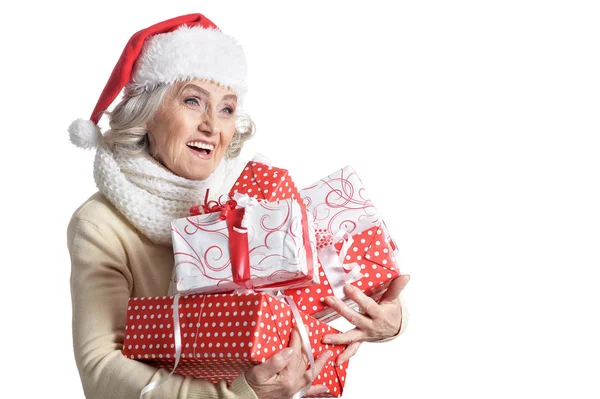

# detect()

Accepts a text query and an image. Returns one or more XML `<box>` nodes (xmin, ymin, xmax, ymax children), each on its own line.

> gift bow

<box><xmin>231</xmin><ymin>192</ymin><xmax>261</xmax><ymax>229</ymax></box>
<box><xmin>317</xmin><ymin>228</ymin><xmax>364</xmax><ymax>299</ymax></box>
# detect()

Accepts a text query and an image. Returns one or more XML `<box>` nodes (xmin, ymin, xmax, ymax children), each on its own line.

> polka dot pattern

<box><xmin>122</xmin><ymin>292</ymin><xmax>347</xmax><ymax>396</ymax></box>
<box><xmin>229</xmin><ymin>162</ymin><xmax>302</xmax><ymax>204</ymax></box>
<box><xmin>284</xmin><ymin>225</ymin><xmax>400</xmax><ymax>320</ymax></box>
<box><xmin>315</xmin><ymin>228</ymin><xmax>334</xmax><ymax>250</ymax></box>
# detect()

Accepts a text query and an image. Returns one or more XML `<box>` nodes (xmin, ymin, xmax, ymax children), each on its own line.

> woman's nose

<box><xmin>199</xmin><ymin>110</ymin><xmax>219</xmax><ymax>136</ymax></box>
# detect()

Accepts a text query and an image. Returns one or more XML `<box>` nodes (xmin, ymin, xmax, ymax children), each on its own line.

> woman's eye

<box><xmin>222</xmin><ymin>106</ymin><xmax>234</xmax><ymax>114</ymax></box>
<box><xmin>184</xmin><ymin>97</ymin><xmax>200</xmax><ymax>106</ymax></box>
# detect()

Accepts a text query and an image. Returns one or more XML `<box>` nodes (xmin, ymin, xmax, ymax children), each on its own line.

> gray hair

<box><xmin>102</xmin><ymin>83</ymin><xmax>255</xmax><ymax>158</ymax></box>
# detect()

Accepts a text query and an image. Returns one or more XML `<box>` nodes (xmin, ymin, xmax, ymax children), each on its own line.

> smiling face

<box><xmin>146</xmin><ymin>79</ymin><xmax>238</xmax><ymax>180</ymax></box>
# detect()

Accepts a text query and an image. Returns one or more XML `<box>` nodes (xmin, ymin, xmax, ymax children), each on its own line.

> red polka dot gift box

<box><xmin>171</xmin><ymin>159</ymin><xmax>320</xmax><ymax>295</ymax></box>
<box><xmin>284</xmin><ymin>166</ymin><xmax>402</xmax><ymax>322</ymax></box>
<box><xmin>122</xmin><ymin>292</ymin><xmax>348</xmax><ymax>397</ymax></box>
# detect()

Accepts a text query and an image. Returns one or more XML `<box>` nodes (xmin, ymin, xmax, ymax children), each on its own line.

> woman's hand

<box><xmin>321</xmin><ymin>274</ymin><xmax>410</xmax><ymax>365</ymax></box>
<box><xmin>245</xmin><ymin>328</ymin><xmax>332</xmax><ymax>399</ymax></box>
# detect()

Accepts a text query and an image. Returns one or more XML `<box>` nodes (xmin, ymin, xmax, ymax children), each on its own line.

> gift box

<box><xmin>284</xmin><ymin>166</ymin><xmax>401</xmax><ymax>321</ymax></box>
<box><xmin>228</xmin><ymin>159</ymin><xmax>320</xmax><ymax>290</ymax></box>
<box><xmin>172</xmin><ymin>197</ymin><xmax>315</xmax><ymax>294</ymax></box>
<box><xmin>122</xmin><ymin>293</ymin><xmax>348</xmax><ymax>397</ymax></box>
<box><xmin>171</xmin><ymin>159</ymin><xmax>319</xmax><ymax>295</ymax></box>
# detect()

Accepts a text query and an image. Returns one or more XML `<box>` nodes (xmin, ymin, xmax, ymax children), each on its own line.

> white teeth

<box><xmin>187</xmin><ymin>141</ymin><xmax>215</xmax><ymax>151</ymax></box>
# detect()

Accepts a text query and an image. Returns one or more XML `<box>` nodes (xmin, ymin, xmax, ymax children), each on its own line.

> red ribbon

<box><xmin>190</xmin><ymin>190</ymin><xmax>252</xmax><ymax>290</ymax></box>
<box><xmin>189</xmin><ymin>190</ymin><xmax>232</xmax><ymax>216</ymax></box>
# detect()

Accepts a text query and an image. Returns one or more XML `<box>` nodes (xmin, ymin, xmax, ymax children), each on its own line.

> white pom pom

<box><xmin>68</xmin><ymin>118</ymin><xmax>103</xmax><ymax>149</ymax></box>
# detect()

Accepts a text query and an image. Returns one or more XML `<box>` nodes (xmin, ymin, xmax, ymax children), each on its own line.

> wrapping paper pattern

<box><xmin>284</xmin><ymin>166</ymin><xmax>401</xmax><ymax>320</ymax></box>
<box><xmin>286</xmin><ymin>226</ymin><xmax>400</xmax><ymax>321</ymax></box>
<box><xmin>300</xmin><ymin>165</ymin><xmax>381</xmax><ymax>237</ymax></box>
<box><xmin>172</xmin><ymin>198</ymin><xmax>313</xmax><ymax>294</ymax></box>
<box><xmin>122</xmin><ymin>293</ymin><xmax>348</xmax><ymax>397</ymax></box>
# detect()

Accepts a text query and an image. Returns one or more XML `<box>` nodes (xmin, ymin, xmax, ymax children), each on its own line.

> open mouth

<box><xmin>187</xmin><ymin>141</ymin><xmax>214</xmax><ymax>157</ymax></box>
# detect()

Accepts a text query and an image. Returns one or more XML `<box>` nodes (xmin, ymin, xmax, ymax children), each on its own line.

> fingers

<box><xmin>322</xmin><ymin>327</ymin><xmax>364</xmax><ymax>345</ymax></box>
<box><xmin>281</xmin><ymin>328</ymin><xmax>307</xmax><ymax>376</ymax></box>
<box><xmin>247</xmin><ymin>336</ymin><xmax>334</xmax><ymax>398</ymax></box>
<box><xmin>246</xmin><ymin>347</ymin><xmax>295</xmax><ymax>383</ymax></box>
<box><xmin>289</xmin><ymin>328</ymin><xmax>302</xmax><ymax>355</ymax></box>
<box><xmin>335</xmin><ymin>341</ymin><xmax>361</xmax><ymax>365</ymax></box>
<box><xmin>312</xmin><ymin>349</ymin><xmax>333</xmax><ymax>376</ymax></box>
<box><xmin>306</xmin><ymin>384</ymin><xmax>329</xmax><ymax>396</ymax></box>
<box><xmin>324</xmin><ymin>295</ymin><xmax>370</xmax><ymax>328</ymax></box>
<box><xmin>381</xmin><ymin>274</ymin><xmax>410</xmax><ymax>303</ymax></box>
<box><xmin>297</xmin><ymin>350</ymin><xmax>333</xmax><ymax>397</ymax></box>
<box><xmin>343</xmin><ymin>284</ymin><xmax>382</xmax><ymax>318</ymax></box>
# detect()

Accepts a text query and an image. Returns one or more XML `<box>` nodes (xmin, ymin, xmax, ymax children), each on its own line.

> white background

<box><xmin>1</xmin><ymin>1</ymin><xmax>599</xmax><ymax>398</ymax></box>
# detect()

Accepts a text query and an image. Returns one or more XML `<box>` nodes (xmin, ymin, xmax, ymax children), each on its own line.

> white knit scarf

<box><xmin>93</xmin><ymin>145</ymin><xmax>244</xmax><ymax>245</ymax></box>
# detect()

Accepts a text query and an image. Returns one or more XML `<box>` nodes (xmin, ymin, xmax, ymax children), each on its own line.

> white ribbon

<box><xmin>276</xmin><ymin>295</ymin><xmax>315</xmax><ymax>399</ymax></box>
<box><xmin>139</xmin><ymin>293</ymin><xmax>183</xmax><ymax>398</ymax></box>
<box><xmin>232</xmin><ymin>192</ymin><xmax>263</xmax><ymax>230</ymax></box>
<box><xmin>318</xmin><ymin>229</ymin><xmax>363</xmax><ymax>299</ymax></box>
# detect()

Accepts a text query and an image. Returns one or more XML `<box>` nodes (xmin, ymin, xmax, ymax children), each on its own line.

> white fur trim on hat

<box><xmin>130</xmin><ymin>26</ymin><xmax>247</xmax><ymax>105</ymax></box>
<box><xmin>68</xmin><ymin>118</ymin><xmax>103</xmax><ymax>149</ymax></box>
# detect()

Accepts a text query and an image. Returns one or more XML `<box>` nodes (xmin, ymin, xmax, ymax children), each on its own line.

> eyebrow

<box><xmin>182</xmin><ymin>84</ymin><xmax>237</xmax><ymax>103</ymax></box>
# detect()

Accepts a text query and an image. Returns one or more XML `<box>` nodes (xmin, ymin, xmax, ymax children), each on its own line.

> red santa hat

<box><xmin>69</xmin><ymin>13</ymin><xmax>247</xmax><ymax>149</ymax></box>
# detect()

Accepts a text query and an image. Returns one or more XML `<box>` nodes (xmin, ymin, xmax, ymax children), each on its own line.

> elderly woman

<box><xmin>68</xmin><ymin>13</ymin><xmax>408</xmax><ymax>399</ymax></box>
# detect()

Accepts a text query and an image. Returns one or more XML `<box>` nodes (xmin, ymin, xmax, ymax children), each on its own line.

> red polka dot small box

<box><xmin>171</xmin><ymin>159</ymin><xmax>320</xmax><ymax>295</ymax></box>
<box><xmin>122</xmin><ymin>293</ymin><xmax>348</xmax><ymax>397</ymax></box>
<box><xmin>284</xmin><ymin>166</ymin><xmax>401</xmax><ymax>322</ymax></box>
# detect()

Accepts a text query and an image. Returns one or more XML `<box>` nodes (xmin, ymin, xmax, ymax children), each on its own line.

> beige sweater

<box><xmin>67</xmin><ymin>192</ymin><xmax>259</xmax><ymax>399</ymax></box>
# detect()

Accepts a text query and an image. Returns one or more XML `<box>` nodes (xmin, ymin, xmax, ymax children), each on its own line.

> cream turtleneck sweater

<box><xmin>68</xmin><ymin>147</ymin><xmax>257</xmax><ymax>398</ymax></box>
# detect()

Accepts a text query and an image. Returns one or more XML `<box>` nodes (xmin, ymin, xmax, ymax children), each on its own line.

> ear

<box><xmin>145</xmin><ymin>128</ymin><xmax>155</xmax><ymax>153</ymax></box>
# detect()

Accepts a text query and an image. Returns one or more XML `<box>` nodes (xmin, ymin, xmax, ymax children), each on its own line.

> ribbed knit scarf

<box><xmin>93</xmin><ymin>145</ymin><xmax>244</xmax><ymax>245</ymax></box>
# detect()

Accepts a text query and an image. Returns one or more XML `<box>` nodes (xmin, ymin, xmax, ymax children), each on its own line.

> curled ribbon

<box><xmin>317</xmin><ymin>229</ymin><xmax>363</xmax><ymax>299</ymax></box>
<box><xmin>189</xmin><ymin>189</ymin><xmax>230</xmax><ymax>216</ymax></box>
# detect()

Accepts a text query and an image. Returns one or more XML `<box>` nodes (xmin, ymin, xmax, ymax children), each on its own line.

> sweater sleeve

<box><xmin>67</xmin><ymin>216</ymin><xmax>259</xmax><ymax>399</ymax></box>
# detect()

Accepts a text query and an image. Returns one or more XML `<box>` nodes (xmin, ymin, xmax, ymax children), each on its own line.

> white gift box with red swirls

<box><xmin>171</xmin><ymin>198</ymin><xmax>316</xmax><ymax>295</ymax></box>
<box><xmin>285</xmin><ymin>166</ymin><xmax>401</xmax><ymax>321</ymax></box>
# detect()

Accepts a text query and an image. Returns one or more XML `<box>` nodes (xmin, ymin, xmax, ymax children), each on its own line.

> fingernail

<box><xmin>324</xmin><ymin>296</ymin><xmax>335</xmax><ymax>305</ymax></box>
<box><xmin>344</xmin><ymin>284</ymin><xmax>356</xmax><ymax>292</ymax></box>
<box><xmin>281</xmin><ymin>348</ymin><xmax>294</xmax><ymax>359</ymax></box>
<box><xmin>322</xmin><ymin>336</ymin><xmax>331</xmax><ymax>343</ymax></box>
<box><xmin>325</xmin><ymin>350</ymin><xmax>333</xmax><ymax>358</ymax></box>
<box><xmin>404</xmin><ymin>274</ymin><xmax>411</xmax><ymax>283</ymax></box>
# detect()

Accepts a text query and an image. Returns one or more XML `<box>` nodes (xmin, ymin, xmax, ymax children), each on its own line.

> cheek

<box><xmin>154</xmin><ymin>121</ymin><xmax>187</xmax><ymax>157</ymax></box>
<box><xmin>221</xmin><ymin>125</ymin><xmax>237</xmax><ymax>147</ymax></box>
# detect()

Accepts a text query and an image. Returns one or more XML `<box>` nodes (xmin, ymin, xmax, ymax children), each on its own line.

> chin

<box><xmin>185</xmin><ymin>164</ymin><xmax>216</xmax><ymax>181</ymax></box>
<box><xmin>185</xmin><ymin>171</ymin><xmax>212</xmax><ymax>181</ymax></box>
<box><xmin>176</xmin><ymin>154</ymin><xmax>223</xmax><ymax>180</ymax></box>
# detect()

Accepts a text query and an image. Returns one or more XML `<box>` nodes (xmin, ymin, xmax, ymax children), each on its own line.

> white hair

<box><xmin>102</xmin><ymin>82</ymin><xmax>254</xmax><ymax>158</ymax></box>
